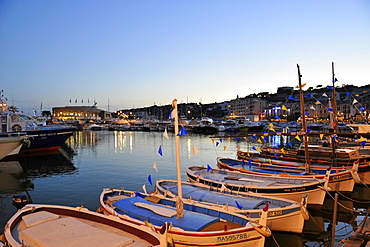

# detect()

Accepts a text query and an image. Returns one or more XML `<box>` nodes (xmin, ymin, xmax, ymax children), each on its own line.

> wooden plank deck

<box><xmin>343</xmin><ymin>216</ymin><xmax>370</xmax><ymax>247</ymax></box>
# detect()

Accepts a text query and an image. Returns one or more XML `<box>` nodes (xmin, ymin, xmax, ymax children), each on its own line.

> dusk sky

<box><xmin>0</xmin><ymin>1</ymin><xmax>369</xmax><ymax>115</ymax></box>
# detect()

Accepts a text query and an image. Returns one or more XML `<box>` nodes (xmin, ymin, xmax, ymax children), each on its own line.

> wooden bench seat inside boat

<box><xmin>19</xmin><ymin>211</ymin><xmax>134</xmax><ymax>247</ymax></box>
<box><xmin>113</xmin><ymin>196</ymin><xmax>221</xmax><ymax>231</ymax></box>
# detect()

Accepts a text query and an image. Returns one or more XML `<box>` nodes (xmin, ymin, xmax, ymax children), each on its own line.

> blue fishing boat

<box><xmin>217</xmin><ymin>157</ymin><xmax>357</xmax><ymax>192</ymax></box>
<box><xmin>186</xmin><ymin>165</ymin><xmax>329</xmax><ymax>209</ymax></box>
<box><xmin>155</xmin><ymin>179</ymin><xmax>308</xmax><ymax>233</ymax></box>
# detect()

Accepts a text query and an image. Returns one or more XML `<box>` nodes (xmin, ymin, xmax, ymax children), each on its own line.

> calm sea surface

<box><xmin>0</xmin><ymin>130</ymin><xmax>369</xmax><ymax>246</ymax></box>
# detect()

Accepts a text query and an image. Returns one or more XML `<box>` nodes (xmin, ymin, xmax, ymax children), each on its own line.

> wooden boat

<box><xmin>100</xmin><ymin>188</ymin><xmax>270</xmax><ymax>247</ymax></box>
<box><xmin>217</xmin><ymin>157</ymin><xmax>357</xmax><ymax>192</ymax></box>
<box><xmin>241</xmin><ymin>145</ymin><xmax>370</xmax><ymax>162</ymax></box>
<box><xmin>3</xmin><ymin>204</ymin><xmax>162</xmax><ymax>247</ymax></box>
<box><xmin>186</xmin><ymin>165</ymin><xmax>329</xmax><ymax>209</ymax></box>
<box><xmin>0</xmin><ymin>136</ymin><xmax>27</xmax><ymax>160</ymax></box>
<box><xmin>237</xmin><ymin>148</ymin><xmax>370</xmax><ymax>185</ymax></box>
<box><xmin>155</xmin><ymin>179</ymin><xmax>308</xmax><ymax>233</ymax></box>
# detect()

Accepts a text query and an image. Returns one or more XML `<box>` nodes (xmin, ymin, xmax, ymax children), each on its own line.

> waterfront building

<box><xmin>52</xmin><ymin>105</ymin><xmax>112</xmax><ymax>124</ymax></box>
<box><xmin>228</xmin><ymin>95</ymin><xmax>268</xmax><ymax>120</ymax></box>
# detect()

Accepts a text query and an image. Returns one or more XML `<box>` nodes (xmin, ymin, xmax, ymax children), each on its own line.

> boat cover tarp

<box><xmin>113</xmin><ymin>196</ymin><xmax>220</xmax><ymax>231</ymax></box>
<box><xmin>161</xmin><ymin>183</ymin><xmax>283</xmax><ymax>209</ymax></box>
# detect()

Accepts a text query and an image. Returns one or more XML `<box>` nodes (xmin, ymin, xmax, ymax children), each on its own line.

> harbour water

<box><xmin>0</xmin><ymin>130</ymin><xmax>369</xmax><ymax>246</ymax></box>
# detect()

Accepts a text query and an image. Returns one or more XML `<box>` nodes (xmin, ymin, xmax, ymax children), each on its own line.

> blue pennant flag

<box><xmin>158</xmin><ymin>145</ymin><xmax>163</xmax><ymax>156</ymax></box>
<box><xmin>334</xmin><ymin>78</ymin><xmax>338</xmax><ymax>82</ymax></box>
<box><xmin>288</xmin><ymin>142</ymin><xmax>293</xmax><ymax>147</ymax></box>
<box><xmin>219</xmin><ymin>138</ymin><xmax>223</xmax><ymax>143</ymax></box>
<box><xmin>274</xmin><ymin>154</ymin><xmax>279</xmax><ymax>159</ymax></box>
<box><xmin>346</xmin><ymin>92</ymin><xmax>351</xmax><ymax>96</ymax></box>
<box><xmin>177</xmin><ymin>127</ymin><xmax>188</xmax><ymax>136</ymax></box>
<box><xmin>288</xmin><ymin>96</ymin><xmax>295</xmax><ymax>100</ymax></box>
<box><xmin>235</xmin><ymin>137</ymin><xmax>239</xmax><ymax>141</ymax></box>
<box><xmin>307</xmin><ymin>93</ymin><xmax>312</xmax><ymax>98</ymax></box>
<box><xmin>207</xmin><ymin>164</ymin><xmax>212</xmax><ymax>171</ymax></box>
<box><xmin>360</xmin><ymin>107</ymin><xmax>365</xmax><ymax>111</ymax></box>
<box><xmin>362</xmin><ymin>141</ymin><xmax>366</xmax><ymax>148</ymax></box>
<box><xmin>328</xmin><ymin>86</ymin><xmax>333</xmax><ymax>89</ymax></box>
<box><xmin>215</xmin><ymin>142</ymin><xmax>219</xmax><ymax>147</ymax></box>
<box><xmin>235</xmin><ymin>200</ymin><xmax>243</xmax><ymax>209</ymax></box>
<box><xmin>147</xmin><ymin>175</ymin><xmax>152</xmax><ymax>185</ymax></box>
<box><xmin>305</xmin><ymin>112</ymin><xmax>309</xmax><ymax>115</ymax></box>
<box><xmin>252</xmin><ymin>146</ymin><xmax>256</xmax><ymax>150</ymax></box>
<box><xmin>307</xmin><ymin>129</ymin><xmax>312</xmax><ymax>133</ymax></box>
<box><xmin>328</xmin><ymin>108</ymin><xmax>333</xmax><ymax>111</ymax></box>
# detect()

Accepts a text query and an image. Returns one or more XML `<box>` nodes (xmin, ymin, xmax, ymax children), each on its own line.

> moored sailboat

<box><xmin>100</xmin><ymin>188</ymin><xmax>270</xmax><ymax>247</ymax></box>
<box><xmin>155</xmin><ymin>179</ymin><xmax>308</xmax><ymax>233</ymax></box>
<box><xmin>217</xmin><ymin>157</ymin><xmax>357</xmax><ymax>192</ymax></box>
<box><xmin>186</xmin><ymin>165</ymin><xmax>329</xmax><ymax>209</ymax></box>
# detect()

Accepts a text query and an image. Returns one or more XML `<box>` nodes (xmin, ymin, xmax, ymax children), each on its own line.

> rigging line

<box><xmin>334</xmin><ymin>225</ymin><xmax>356</xmax><ymax>237</ymax></box>
<box><xmin>356</xmin><ymin>178</ymin><xmax>370</xmax><ymax>189</ymax></box>
<box><xmin>331</xmin><ymin>188</ymin><xmax>370</xmax><ymax>204</ymax></box>
<box><xmin>211</xmin><ymin>138</ymin><xmax>219</xmax><ymax>157</ymax></box>
<box><xmin>306</xmin><ymin>210</ymin><xmax>326</xmax><ymax>229</ymax></box>
<box><xmin>325</xmin><ymin>191</ymin><xmax>361</xmax><ymax>213</ymax></box>
<box><xmin>270</xmin><ymin>233</ymin><xmax>281</xmax><ymax>247</ymax></box>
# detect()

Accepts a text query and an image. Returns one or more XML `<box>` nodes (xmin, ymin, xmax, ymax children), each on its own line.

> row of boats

<box><xmin>99</xmin><ymin>114</ymin><xmax>370</xmax><ymax>136</ymax></box>
<box><xmin>3</xmin><ymin>98</ymin><xmax>369</xmax><ymax>247</ymax></box>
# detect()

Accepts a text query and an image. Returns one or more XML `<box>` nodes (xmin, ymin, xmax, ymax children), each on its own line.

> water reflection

<box><xmin>0</xmin><ymin>145</ymin><xmax>76</xmax><ymax>191</ymax></box>
<box><xmin>0</xmin><ymin>161</ymin><xmax>33</xmax><ymax>194</ymax></box>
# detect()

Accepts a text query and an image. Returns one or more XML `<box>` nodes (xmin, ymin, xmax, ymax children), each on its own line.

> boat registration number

<box><xmin>217</xmin><ymin>233</ymin><xmax>249</xmax><ymax>242</ymax></box>
<box><xmin>259</xmin><ymin>210</ymin><xmax>282</xmax><ymax>217</ymax></box>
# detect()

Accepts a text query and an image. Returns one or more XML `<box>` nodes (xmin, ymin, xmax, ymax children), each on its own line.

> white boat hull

<box><xmin>0</xmin><ymin>137</ymin><xmax>24</xmax><ymax>160</ymax></box>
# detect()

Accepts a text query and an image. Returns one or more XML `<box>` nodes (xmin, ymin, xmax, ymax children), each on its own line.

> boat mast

<box><xmin>173</xmin><ymin>98</ymin><xmax>184</xmax><ymax>217</ymax></box>
<box><xmin>331</xmin><ymin>62</ymin><xmax>338</xmax><ymax>167</ymax></box>
<box><xmin>297</xmin><ymin>64</ymin><xmax>311</xmax><ymax>173</ymax></box>
<box><xmin>331</xmin><ymin>62</ymin><xmax>338</xmax><ymax>133</ymax></box>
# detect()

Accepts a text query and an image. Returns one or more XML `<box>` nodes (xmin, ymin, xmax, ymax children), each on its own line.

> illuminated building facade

<box><xmin>52</xmin><ymin>105</ymin><xmax>111</xmax><ymax>124</ymax></box>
